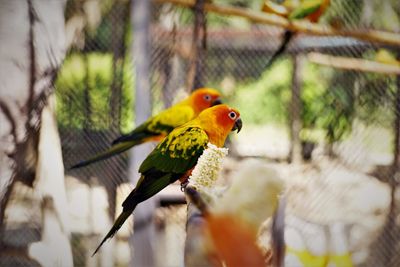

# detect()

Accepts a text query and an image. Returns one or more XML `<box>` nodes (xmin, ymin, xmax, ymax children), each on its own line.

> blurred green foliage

<box><xmin>55</xmin><ymin>53</ymin><xmax>135</xmax><ymax>132</ymax></box>
<box><xmin>55</xmin><ymin>51</ymin><xmax>390</xmax><ymax>145</ymax></box>
<box><xmin>232</xmin><ymin>54</ymin><xmax>397</xmax><ymax>145</ymax></box>
<box><xmin>232</xmin><ymin>57</ymin><xmax>353</xmax><ymax>144</ymax></box>
<box><xmin>233</xmin><ymin>58</ymin><xmax>292</xmax><ymax>125</ymax></box>
<box><xmin>58</xmin><ymin>0</ymin><xmax>400</xmax><ymax>147</ymax></box>
<box><xmin>319</xmin><ymin>71</ymin><xmax>356</xmax><ymax>144</ymax></box>
<box><xmin>356</xmin><ymin>73</ymin><xmax>396</xmax><ymax>127</ymax></box>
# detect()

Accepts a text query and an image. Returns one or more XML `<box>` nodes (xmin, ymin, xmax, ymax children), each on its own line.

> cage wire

<box><xmin>1</xmin><ymin>0</ymin><xmax>400</xmax><ymax>266</ymax></box>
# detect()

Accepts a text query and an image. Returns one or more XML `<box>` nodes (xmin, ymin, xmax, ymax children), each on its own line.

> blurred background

<box><xmin>1</xmin><ymin>0</ymin><xmax>400</xmax><ymax>266</ymax></box>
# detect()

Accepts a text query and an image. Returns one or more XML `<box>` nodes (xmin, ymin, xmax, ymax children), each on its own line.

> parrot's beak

<box><xmin>232</xmin><ymin>118</ymin><xmax>242</xmax><ymax>133</ymax></box>
<box><xmin>211</xmin><ymin>98</ymin><xmax>222</xmax><ymax>106</ymax></box>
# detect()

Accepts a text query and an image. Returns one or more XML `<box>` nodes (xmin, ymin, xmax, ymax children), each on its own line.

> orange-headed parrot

<box><xmin>70</xmin><ymin>88</ymin><xmax>222</xmax><ymax>169</ymax></box>
<box><xmin>262</xmin><ymin>0</ymin><xmax>330</xmax><ymax>69</ymax></box>
<box><xmin>92</xmin><ymin>104</ymin><xmax>242</xmax><ymax>255</ymax></box>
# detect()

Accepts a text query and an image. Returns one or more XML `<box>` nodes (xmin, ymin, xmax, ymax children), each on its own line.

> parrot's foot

<box><xmin>180</xmin><ymin>180</ymin><xmax>189</xmax><ymax>192</ymax></box>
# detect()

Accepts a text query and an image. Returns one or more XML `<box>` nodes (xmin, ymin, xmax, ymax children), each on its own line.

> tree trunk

<box><xmin>363</xmin><ymin>68</ymin><xmax>400</xmax><ymax>267</ymax></box>
<box><xmin>186</xmin><ymin>0</ymin><xmax>207</xmax><ymax>91</ymax></box>
<box><xmin>288</xmin><ymin>55</ymin><xmax>303</xmax><ymax>164</ymax></box>
<box><xmin>110</xmin><ymin>0</ymin><xmax>130</xmax><ymax>131</ymax></box>
<box><xmin>108</xmin><ymin>1</ymin><xmax>130</xmax><ymax>221</ymax></box>
<box><xmin>383</xmin><ymin>73</ymin><xmax>400</xmax><ymax>267</ymax></box>
<box><xmin>0</xmin><ymin>0</ymin><xmax>71</xmax><ymax>265</ymax></box>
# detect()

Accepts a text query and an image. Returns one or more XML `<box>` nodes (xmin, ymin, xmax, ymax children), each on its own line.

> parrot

<box><xmin>92</xmin><ymin>104</ymin><xmax>242</xmax><ymax>255</ymax></box>
<box><xmin>374</xmin><ymin>49</ymin><xmax>400</xmax><ymax>66</ymax></box>
<box><xmin>262</xmin><ymin>0</ymin><xmax>330</xmax><ymax>70</ymax></box>
<box><xmin>70</xmin><ymin>88</ymin><xmax>222</xmax><ymax>169</ymax></box>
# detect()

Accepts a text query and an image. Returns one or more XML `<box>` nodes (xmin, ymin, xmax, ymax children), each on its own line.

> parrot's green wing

<box><xmin>93</xmin><ymin>125</ymin><xmax>208</xmax><ymax>256</ymax></box>
<box><xmin>112</xmin><ymin>105</ymin><xmax>194</xmax><ymax>145</ymax></box>
<box><xmin>289</xmin><ymin>0</ymin><xmax>323</xmax><ymax>20</ymax></box>
<box><xmin>139</xmin><ymin>126</ymin><xmax>209</xmax><ymax>175</ymax></box>
<box><xmin>122</xmin><ymin>126</ymin><xmax>209</xmax><ymax>209</ymax></box>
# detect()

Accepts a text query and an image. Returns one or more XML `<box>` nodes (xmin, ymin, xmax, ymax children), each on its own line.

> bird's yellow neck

<box><xmin>175</xmin><ymin>97</ymin><xmax>202</xmax><ymax>116</ymax></box>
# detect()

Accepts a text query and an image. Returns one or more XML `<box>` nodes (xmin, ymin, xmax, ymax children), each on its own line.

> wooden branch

<box><xmin>271</xmin><ymin>196</ymin><xmax>286</xmax><ymax>267</ymax></box>
<box><xmin>307</xmin><ymin>52</ymin><xmax>400</xmax><ymax>75</ymax></box>
<box><xmin>184</xmin><ymin>186</ymin><xmax>223</xmax><ymax>267</ymax></box>
<box><xmin>154</xmin><ymin>0</ymin><xmax>400</xmax><ymax>47</ymax></box>
<box><xmin>185</xmin><ymin>186</ymin><xmax>209</xmax><ymax>215</ymax></box>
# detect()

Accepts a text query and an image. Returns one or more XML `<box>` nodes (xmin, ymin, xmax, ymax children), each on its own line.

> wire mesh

<box><xmin>2</xmin><ymin>0</ymin><xmax>400</xmax><ymax>266</ymax></box>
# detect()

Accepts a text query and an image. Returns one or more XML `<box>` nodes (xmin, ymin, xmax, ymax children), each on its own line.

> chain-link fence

<box><xmin>2</xmin><ymin>0</ymin><xmax>400</xmax><ymax>266</ymax></box>
<box><xmin>55</xmin><ymin>1</ymin><xmax>396</xmax><ymax>266</ymax></box>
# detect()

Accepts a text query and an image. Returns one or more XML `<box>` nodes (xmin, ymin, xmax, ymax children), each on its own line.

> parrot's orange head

<box><xmin>190</xmin><ymin>88</ymin><xmax>222</xmax><ymax>114</ymax></box>
<box><xmin>212</xmin><ymin>104</ymin><xmax>242</xmax><ymax>133</ymax></box>
<box><xmin>197</xmin><ymin>104</ymin><xmax>242</xmax><ymax>147</ymax></box>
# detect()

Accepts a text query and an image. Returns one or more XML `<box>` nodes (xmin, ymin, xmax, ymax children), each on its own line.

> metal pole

<box><xmin>129</xmin><ymin>0</ymin><xmax>156</xmax><ymax>266</ymax></box>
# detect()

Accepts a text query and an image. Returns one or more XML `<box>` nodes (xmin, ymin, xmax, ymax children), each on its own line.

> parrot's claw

<box><xmin>180</xmin><ymin>180</ymin><xmax>190</xmax><ymax>192</ymax></box>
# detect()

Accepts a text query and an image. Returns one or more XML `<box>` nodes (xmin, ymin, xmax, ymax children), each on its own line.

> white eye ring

<box><xmin>204</xmin><ymin>95</ymin><xmax>211</xmax><ymax>101</ymax></box>
<box><xmin>228</xmin><ymin>111</ymin><xmax>237</xmax><ymax>120</ymax></box>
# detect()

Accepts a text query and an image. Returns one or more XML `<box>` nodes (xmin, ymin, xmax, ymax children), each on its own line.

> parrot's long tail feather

<box><xmin>111</xmin><ymin>131</ymin><xmax>151</xmax><ymax>145</ymax></box>
<box><xmin>70</xmin><ymin>141</ymin><xmax>137</xmax><ymax>169</ymax></box>
<box><xmin>92</xmin><ymin>210</ymin><xmax>132</xmax><ymax>256</ymax></box>
<box><xmin>264</xmin><ymin>30</ymin><xmax>293</xmax><ymax>70</ymax></box>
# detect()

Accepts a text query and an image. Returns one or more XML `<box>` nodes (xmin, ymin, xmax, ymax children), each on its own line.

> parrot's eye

<box><xmin>203</xmin><ymin>95</ymin><xmax>211</xmax><ymax>101</ymax></box>
<box><xmin>228</xmin><ymin>111</ymin><xmax>237</xmax><ymax>120</ymax></box>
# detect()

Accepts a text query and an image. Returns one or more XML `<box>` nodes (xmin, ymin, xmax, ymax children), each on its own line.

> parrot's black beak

<box><xmin>232</xmin><ymin>118</ymin><xmax>242</xmax><ymax>133</ymax></box>
<box><xmin>211</xmin><ymin>98</ymin><xmax>222</xmax><ymax>106</ymax></box>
